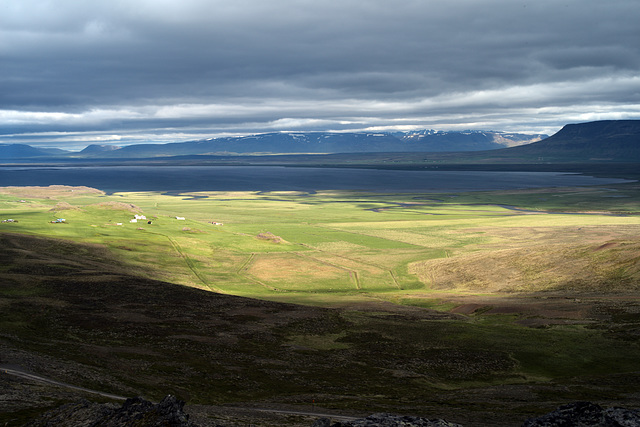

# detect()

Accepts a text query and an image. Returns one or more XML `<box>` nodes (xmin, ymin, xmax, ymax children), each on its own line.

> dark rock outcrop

<box><xmin>23</xmin><ymin>395</ymin><xmax>202</xmax><ymax>427</ymax></box>
<box><xmin>522</xmin><ymin>401</ymin><xmax>640</xmax><ymax>426</ymax></box>
<box><xmin>312</xmin><ymin>413</ymin><xmax>462</xmax><ymax>427</ymax></box>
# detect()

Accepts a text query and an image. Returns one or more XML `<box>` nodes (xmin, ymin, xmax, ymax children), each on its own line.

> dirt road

<box><xmin>0</xmin><ymin>365</ymin><xmax>359</xmax><ymax>423</ymax></box>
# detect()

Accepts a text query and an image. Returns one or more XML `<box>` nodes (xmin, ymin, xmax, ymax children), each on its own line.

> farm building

<box><xmin>176</xmin><ymin>216</ymin><xmax>185</xmax><ymax>220</ymax></box>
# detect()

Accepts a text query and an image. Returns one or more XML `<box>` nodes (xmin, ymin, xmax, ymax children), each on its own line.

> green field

<box><xmin>1</xmin><ymin>184</ymin><xmax>640</xmax><ymax>304</ymax></box>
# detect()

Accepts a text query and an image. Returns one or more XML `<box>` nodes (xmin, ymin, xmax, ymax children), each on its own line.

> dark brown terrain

<box><xmin>2</xmin><ymin>232</ymin><xmax>640</xmax><ymax>426</ymax></box>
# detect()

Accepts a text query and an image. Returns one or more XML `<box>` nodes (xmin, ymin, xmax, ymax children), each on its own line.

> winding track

<box><xmin>0</xmin><ymin>365</ymin><xmax>126</xmax><ymax>401</ymax></box>
<box><xmin>0</xmin><ymin>365</ymin><xmax>359</xmax><ymax>422</ymax></box>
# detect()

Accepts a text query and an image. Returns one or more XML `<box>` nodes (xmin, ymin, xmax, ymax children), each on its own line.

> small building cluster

<box><xmin>2</xmin><ymin>219</ymin><xmax>17</xmax><ymax>223</ymax></box>
<box><xmin>51</xmin><ymin>218</ymin><xmax>66</xmax><ymax>223</ymax></box>
<box><xmin>130</xmin><ymin>214</ymin><xmax>147</xmax><ymax>223</ymax></box>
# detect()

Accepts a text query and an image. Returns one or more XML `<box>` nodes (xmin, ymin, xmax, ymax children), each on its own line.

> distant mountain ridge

<box><xmin>78</xmin><ymin>130</ymin><xmax>546</xmax><ymax>158</ymax></box>
<box><xmin>0</xmin><ymin>143</ymin><xmax>67</xmax><ymax>159</ymax></box>
<box><xmin>80</xmin><ymin>144</ymin><xmax>122</xmax><ymax>154</ymax></box>
<box><xmin>0</xmin><ymin>130</ymin><xmax>546</xmax><ymax>160</ymax></box>
<box><xmin>2</xmin><ymin>120</ymin><xmax>640</xmax><ymax>162</ymax></box>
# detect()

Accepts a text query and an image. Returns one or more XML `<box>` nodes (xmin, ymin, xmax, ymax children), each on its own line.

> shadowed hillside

<box><xmin>494</xmin><ymin>120</ymin><xmax>640</xmax><ymax>162</ymax></box>
<box><xmin>3</xmin><ymin>232</ymin><xmax>640</xmax><ymax>426</ymax></box>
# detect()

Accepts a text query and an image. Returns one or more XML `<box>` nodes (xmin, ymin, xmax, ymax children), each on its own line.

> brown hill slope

<box><xmin>410</xmin><ymin>238</ymin><xmax>640</xmax><ymax>293</ymax></box>
<box><xmin>3</xmin><ymin>232</ymin><xmax>640</xmax><ymax>426</ymax></box>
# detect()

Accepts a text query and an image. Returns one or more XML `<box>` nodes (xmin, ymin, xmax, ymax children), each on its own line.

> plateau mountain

<box><xmin>501</xmin><ymin>120</ymin><xmax>640</xmax><ymax>161</ymax></box>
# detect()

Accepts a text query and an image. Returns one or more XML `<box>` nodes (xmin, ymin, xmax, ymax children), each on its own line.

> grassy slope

<box><xmin>1</xmin><ymin>183</ymin><xmax>640</xmax><ymax>425</ymax></box>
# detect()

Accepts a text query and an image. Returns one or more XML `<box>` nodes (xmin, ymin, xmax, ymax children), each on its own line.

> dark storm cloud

<box><xmin>1</xmin><ymin>0</ymin><xmax>640</xmax><ymax>149</ymax></box>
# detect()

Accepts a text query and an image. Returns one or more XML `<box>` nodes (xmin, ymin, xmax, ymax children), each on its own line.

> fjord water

<box><xmin>0</xmin><ymin>166</ymin><xmax>632</xmax><ymax>193</ymax></box>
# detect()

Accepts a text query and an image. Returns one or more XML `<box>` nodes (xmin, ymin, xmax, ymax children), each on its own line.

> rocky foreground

<box><xmin>22</xmin><ymin>396</ymin><xmax>640</xmax><ymax>427</ymax></box>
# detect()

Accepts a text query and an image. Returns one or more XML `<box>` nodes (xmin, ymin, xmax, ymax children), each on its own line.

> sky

<box><xmin>1</xmin><ymin>0</ymin><xmax>640</xmax><ymax>150</ymax></box>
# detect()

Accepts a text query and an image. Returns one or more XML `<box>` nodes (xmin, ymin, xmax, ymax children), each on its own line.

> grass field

<box><xmin>2</xmin><ymin>184</ymin><xmax>639</xmax><ymax>304</ymax></box>
<box><xmin>2</xmin><ymin>183</ymin><xmax>640</xmax><ymax>425</ymax></box>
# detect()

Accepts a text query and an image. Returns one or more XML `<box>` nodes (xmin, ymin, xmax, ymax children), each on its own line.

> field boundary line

<box><xmin>316</xmin><ymin>224</ymin><xmax>427</xmax><ymax>249</ymax></box>
<box><xmin>388</xmin><ymin>269</ymin><xmax>401</xmax><ymax>290</ymax></box>
<box><xmin>145</xmin><ymin>231</ymin><xmax>223</xmax><ymax>293</ymax></box>
<box><xmin>236</xmin><ymin>253</ymin><xmax>282</xmax><ymax>291</ymax></box>
<box><xmin>237</xmin><ymin>253</ymin><xmax>255</xmax><ymax>274</ymax></box>
<box><xmin>296</xmin><ymin>252</ymin><xmax>361</xmax><ymax>290</ymax></box>
<box><xmin>298</xmin><ymin>243</ymin><xmax>409</xmax><ymax>291</ymax></box>
<box><xmin>298</xmin><ymin>243</ymin><xmax>387</xmax><ymax>272</ymax></box>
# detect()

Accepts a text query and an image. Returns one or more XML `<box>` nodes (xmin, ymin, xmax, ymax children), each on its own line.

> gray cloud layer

<box><xmin>2</xmin><ymin>0</ymin><xmax>639</xmax><ymax>149</ymax></box>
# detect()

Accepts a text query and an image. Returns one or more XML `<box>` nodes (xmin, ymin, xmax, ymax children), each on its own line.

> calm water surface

<box><xmin>0</xmin><ymin>166</ymin><xmax>632</xmax><ymax>193</ymax></box>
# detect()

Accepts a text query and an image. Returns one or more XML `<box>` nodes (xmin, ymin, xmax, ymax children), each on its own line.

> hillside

<box><xmin>3</xmin><ymin>231</ymin><xmax>640</xmax><ymax>426</ymax></box>
<box><xmin>0</xmin><ymin>144</ymin><xmax>67</xmax><ymax>159</ymax></box>
<box><xmin>79</xmin><ymin>144</ymin><xmax>121</xmax><ymax>154</ymax></box>
<box><xmin>496</xmin><ymin>120</ymin><xmax>640</xmax><ymax>162</ymax></box>
<box><xmin>318</xmin><ymin>120</ymin><xmax>640</xmax><ymax>167</ymax></box>
<box><xmin>410</xmin><ymin>239</ymin><xmax>640</xmax><ymax>293</ymax></box>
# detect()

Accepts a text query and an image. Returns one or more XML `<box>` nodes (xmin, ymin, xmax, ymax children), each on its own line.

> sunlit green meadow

<box><xmin>2</xmin><ymin>185</ymin><xmax>639</xmax><ymax>306</ymax></box>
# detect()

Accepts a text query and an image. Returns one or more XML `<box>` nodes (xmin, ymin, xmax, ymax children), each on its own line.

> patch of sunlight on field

<box><xmin>358</xmin><ymin>271</ymin><xmax>404</xmax><ymax>291</ymax></box>
<box><xmin>314</xmin><ymin>224</ymin><xmax>490</xmax><ymax>250</ymax></box>
<box><xmin>312</xmin><ymin>241</ymin><xmax>369</xmax><ymax>252</ymax></box>
<box><xmin>360</xmin><ymin>230</ymin><xmax>461</xmax><ymax>248</ymax></box>
<box><xmin>329</xmin><ymin>220</ymin><xmax>450</xmax><ymax>229</ymax></box>
<box><xmin>202</xmin><ymin>229</ymin><xmax>303</xmax><ymax>253</ymax></box>
<box><xmin>245</xmin><ymin>252</ymin><xmax>357</xmax><ymax>292</ymax></box>
<box><xmin>470</xmin><ymin>213</ymin><xmax>640</xmax><ymax>228</ymax></box>
<box><xmin>297</xmin><ymin>251</ymin><xmax>400</xmax><ymax>291</ymax></box>
<box><xmin>409</xmin><ymin>237</ymin><xmax>640</xmax><ymax>293</ymax></box>
<box><xmin>354</xmin><ymin>247</ymin><xmax>443</xmax><ymax>266</ymax></box>
<box><xmin>5</xmin><ymin>185</ymin><xmax>640</xmax><ymax>308</ymax></box>
<box><xmin>306</xmin><ymin>251</ymin><xmax>386</xmax><ymax>274</ymax></box>
<box><xmin>235</xmin><ymin>223</ymin><xmax>421</xmax><ymax>250</ymax></box>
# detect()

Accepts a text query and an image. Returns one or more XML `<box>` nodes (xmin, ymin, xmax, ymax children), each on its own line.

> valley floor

<box><xmin>1</xmin><ymin>183</ymin><xmax>640</xmax><ymax>426</ymax></box>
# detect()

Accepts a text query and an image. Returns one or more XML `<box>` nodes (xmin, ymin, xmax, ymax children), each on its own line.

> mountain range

<box><xmin>1</xmin><ymin>120</ymin><xmax>639</xmax><ymax>163</ymax></box>
<box><xmin>0</xmin><ymin>129</ymin><xmax>545</xmax><ymax>159</ymax></box>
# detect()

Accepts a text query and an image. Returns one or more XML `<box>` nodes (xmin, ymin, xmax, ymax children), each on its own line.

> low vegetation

<box><xmin>1</xmin><ymin>183</ymin><xmax>640</xmax><ymax>425</ymax></box>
